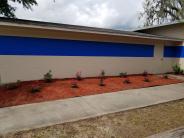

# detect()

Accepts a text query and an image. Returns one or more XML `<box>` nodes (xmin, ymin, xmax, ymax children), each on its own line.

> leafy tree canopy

<box><xmin>140</xmin><ymin>0</ymin><xmax>184</xmax><ymax>26</ymax></box>
<box><xmin>0</xmin><ymin>0</ymin><xmax>37</xmax><ymax>18</ymax></box>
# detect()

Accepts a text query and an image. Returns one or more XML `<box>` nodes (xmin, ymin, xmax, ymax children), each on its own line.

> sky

<box><xmin>12</xmin><ymin>0</ymin><xmax>145</xmax><ymax>30</ymax></box>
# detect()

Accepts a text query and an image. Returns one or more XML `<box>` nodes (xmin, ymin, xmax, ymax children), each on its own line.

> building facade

<box><xmin>0</xmin><ymin>18</ymin><xmax>183</xmax><ymax>83</ymax></box>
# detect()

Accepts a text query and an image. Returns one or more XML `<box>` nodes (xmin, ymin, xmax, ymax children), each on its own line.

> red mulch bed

<box><xmin>0</xmin><ymin>75</ymin><xmax>182</xmax><ymax>108</ymax></box>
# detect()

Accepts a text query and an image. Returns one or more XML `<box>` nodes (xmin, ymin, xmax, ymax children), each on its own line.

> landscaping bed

<box><xmin>0</xmin><ymin>74</ymin><xmax>182</xmax><ymax>108</ymax></box>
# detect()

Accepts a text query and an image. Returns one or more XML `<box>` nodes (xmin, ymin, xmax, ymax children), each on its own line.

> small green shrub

<box><xmin>44</xmin><ymin>70</ymin><xmax>53</xmax><ymax>83</ymax></box>
<box><xmin>0</xmin><ymin>75</ymin><xmax>2</xmax><ymax>86</ymax></box>
<box><xmin>5</xmin><ymin>80</ymin><xmax>21</xmax><ymax>90</ymax></box>
<box><xmin>100</xmin><ymin>70</ymin><xmax>105</xmax><ymax>78</ymax></box>
<box><xmin>99</xmin><ymin>77</ymin><xmax>105</xmax><ymax>86</ymax></box>
<box><xmin>144</xmin><ymin>77</ymin><xmax>150</xmax><ymax>82</ymax></box>
<box><xmin>123</xmin><ymin>78</ymin><xmax>131</xmax><ymax>84</ymax></box>
<box><xmin>119</xmin><ymin>72</ymin><xmax>127</xmax><ymax>78</ymax></box>
<box><xmin>76</xmin><ymin>71</ymin><xmax>82</xmax><ymax>81</ymax></box>
<box><xmin>31</xmin><ymin>86</ymin><xmax>41</xmax><ymax>93</ymax></box>
<box><xmin>71</xmin><ymin>81</ymin><xmax>79</xmax><ymax>88</ymax></box>
<box><xmin>142</xmin><ymin>70</ymin><xmax>148</xmax><ymax>77</ymax></box>
<box><xmin>99</xmin><ymin>70</ymin><xmax>106</xmax><ymax>86</ymax></box>
<box><xmin>163</xmin><ymin>74</ymin><xmax>169</xmax><ymax>79</ymax></box>
<box><xmin>172</xmin><ymin>64</ymin><xmax>183</xmax><ymax>74</ymax></box>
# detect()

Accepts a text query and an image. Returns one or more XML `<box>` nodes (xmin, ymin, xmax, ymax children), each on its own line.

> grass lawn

<box><xmin>2</xmin><ymin>99</ymin><xmax>184</xmax><ymax>138</ymax></box>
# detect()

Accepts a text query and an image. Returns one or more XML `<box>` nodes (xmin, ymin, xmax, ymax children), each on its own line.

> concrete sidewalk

<box><xmin>0</xmin><ymin>83</ymin><xmax>184</xmax><ymax>134</ymax></box>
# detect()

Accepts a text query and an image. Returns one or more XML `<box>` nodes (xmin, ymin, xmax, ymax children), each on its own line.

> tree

<box><xmin>140</xmin><ymin>0</ymin><xmax>184</xmax><ymax>26</ymax></box>
<box><xmin>0</xmin><ymin>0</ymin><xmax>37</xmax><ymax>18</ymax></box>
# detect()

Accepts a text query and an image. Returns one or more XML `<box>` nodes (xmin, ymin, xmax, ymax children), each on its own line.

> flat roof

<box><xmin>0</xmin><ymin>17</ymin><xmax>183</xmax><ymax>42</ymax></box>
<box><xmin>134</xmin><ymin>20</ymin><xmax>184</xmax><ymax>31</ymax></box>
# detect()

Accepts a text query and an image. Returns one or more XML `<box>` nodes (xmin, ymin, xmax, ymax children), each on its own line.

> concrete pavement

<box><xmin>0</xmin><ymin>83</ymin><xmax>184</xmax><ymax>134</ymax></box>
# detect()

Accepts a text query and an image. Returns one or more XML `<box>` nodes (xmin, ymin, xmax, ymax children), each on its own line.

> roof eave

<box><xmin>0</xmin><ymin>18</ymin><xmax>183</xmax><ymax>42</ymax></box>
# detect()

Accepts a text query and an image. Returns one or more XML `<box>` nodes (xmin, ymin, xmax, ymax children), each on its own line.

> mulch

<box><xmin>0</xmin><ymin>75</ymin><xmax>182</xmax><ymax>108</ymax></box>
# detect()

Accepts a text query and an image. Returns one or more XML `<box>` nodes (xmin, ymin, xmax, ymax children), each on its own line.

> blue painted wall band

<box><xmin>0</xmin><ymin>35</ymin><xmax>154</xmax><ymax>57</ymax></box>
<box><xmin>164</xmin><ymin>46</ymin><xmax>184</xmax><ymax>58</ymax></box>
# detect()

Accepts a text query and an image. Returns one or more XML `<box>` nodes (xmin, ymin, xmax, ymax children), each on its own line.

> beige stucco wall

<box><xmin>0</xmin><ymin>43</ymin><xmax>177</xmax><ymax>83</ymax></box>
<box><xmin>138</xmin><ymin>24</ymin><xmax>184</xmax><ymax>69</ymax></box>
<box><xmin>0</xmin><ymin>24</ymin><xmax>181</xmax><ymax>83</ymax></box>
<box><xmin>180</xmin><ymin>42</ymin><xmax>184</xmax><ymax>68</ymax></box>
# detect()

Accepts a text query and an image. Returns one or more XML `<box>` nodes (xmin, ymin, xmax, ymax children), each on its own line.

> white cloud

<box><xmin>12</xmin><ymin>0</ymin><xmax>145</xmax><ymax>30</ymax></box>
